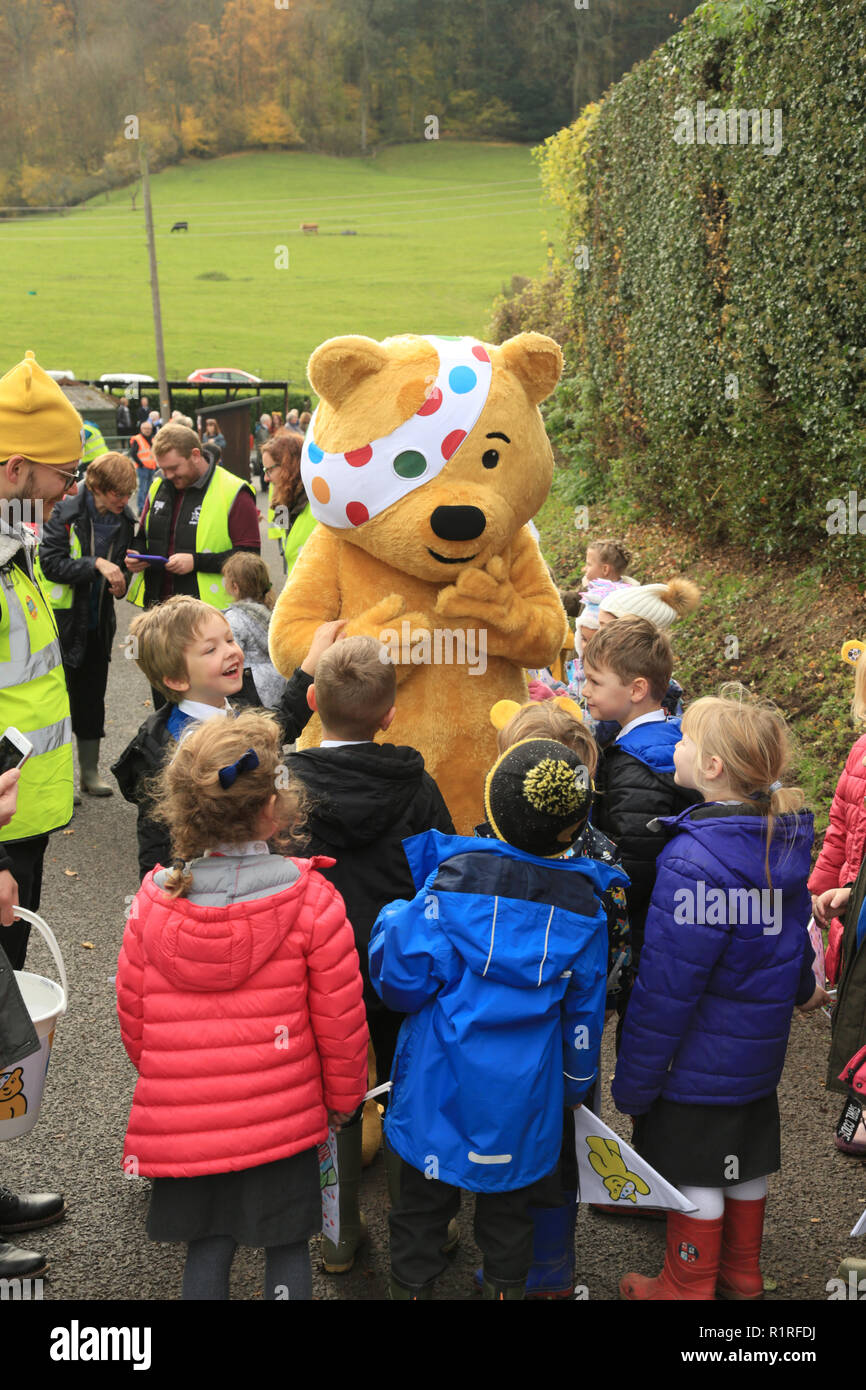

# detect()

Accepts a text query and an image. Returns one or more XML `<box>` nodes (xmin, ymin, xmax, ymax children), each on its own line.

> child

<box><xmin>222</xmin><ymin>551</ymin><xmax>288</xmax><ymax>709</ymax></box>
<box><xmin>286</xmin><ymin>635</ymin><xmax>455</xmax><ymax>1273</ymax></box>
<box><xmin>612</xmin><ymin>688</ymin><xmax>827</xmax><ymax>1300</ymax></box>
<box><xmin>560</xmin><ymin>538</ymin><xmax>638</xmax><ymax>617</ymax></box>
<box><xmin>583</xmin><ymin>617</ymin><xmax>702</xmax><ymax>984</ymax></box>
<box><xmin>116</xmin><ymin>709</ymin><xmax>368</xmax><ymax>1301</ymax></box>
<box><xmin>111</xmin><ymin>594</ymin><xmax>344</xmax><ymax>878</ymax></box>
<box><xmin>809</xmin><ymin>642</ymin><xmax>866</xmax><ymax>1000</ymax></box>
<box><xmin>369</xmin><ymin>738</ymin><xmax>627</xmax><ymax>1300</ymax></box>
<box><xmin>479</xmin><ymin>700</ymin><xmax>631</xmax><ymax>1297</ymax></box>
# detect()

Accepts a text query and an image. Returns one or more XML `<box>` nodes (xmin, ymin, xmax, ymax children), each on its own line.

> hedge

<box><xmin>524</xmin><ymin>0</ymin><xmax>866</xmax><ymax>571</ymax></box>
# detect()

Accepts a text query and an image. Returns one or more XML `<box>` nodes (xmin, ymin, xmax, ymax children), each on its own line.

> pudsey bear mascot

<box><xmin>269</xmin><ymin>331</ymin><xmax>568</xmax><ymax>832</ymax></box>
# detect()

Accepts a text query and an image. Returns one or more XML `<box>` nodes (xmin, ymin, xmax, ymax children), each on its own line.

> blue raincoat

<box><xmin>369</xmin><ymin>830</ymin><xmax>628</xmax><ymax>1192</ymax></box>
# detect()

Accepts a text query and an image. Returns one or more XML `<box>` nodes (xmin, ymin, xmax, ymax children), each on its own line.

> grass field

<box><xmin>0</xmin><ymin>143</ymin><xmax>554</xmax><ymax>385</ymax></box>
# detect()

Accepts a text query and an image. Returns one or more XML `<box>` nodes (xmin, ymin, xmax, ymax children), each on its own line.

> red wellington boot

<box><xmin>716</xmin><ymin>1197</ymin><xmax>766</xmax><ymax>1300</ymax></box>
<box><xmin>620</xmin><ymin>1211</ymin><xmax>723</xmax><ymax>1301</ymax></box>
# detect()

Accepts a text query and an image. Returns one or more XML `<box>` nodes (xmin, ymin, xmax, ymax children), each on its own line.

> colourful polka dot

<box><xmin>346</xmin><ymin>500</ymin><xmax>369</xmax><ymax>526</ymax></box>
<box><xmin>417</xmin><ymin>386</ymin><xmax>443</xmax><ymax>416</ymax></box>
<box><xmin>472</xmin><ymin>345</ymin><xmax>490</xmax><ymax>363</ymax></box>
<box><xmin>393</xmin><ymin>450</ymin><xmax>427</xmax><ymax>479</ymax></box>
<box><xmin>344</xmin><ymin>445</ymin><xmax>372</xmax><ymax>467</ymax></box>
<box><xmin>441</xmin><ymin>429</ymin><xmax>466</xmax><ymax>460</ymax></box>
<box><xmin>449</xmin><ymin>365</ymin><xmax>477</xmax><ymax>394</ymax></box>
<box><xmin>307</xmin><ymin>441</ymin><xmax>324</xmax><ymax>464</ymax></box>
<box><xmin>311</xmin><ymin>475</ymin><xmax>331</xmax><ymax>505</ymax></box>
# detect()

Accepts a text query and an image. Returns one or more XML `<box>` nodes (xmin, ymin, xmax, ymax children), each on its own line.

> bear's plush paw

<box><xmin>436</xmin><ymin>556</ymin><xmax>519</xmax><ymax>630</ymax></box>
<box><xmin>348</xmin><ymin>592</ymin><xmax>407</xmax><ymax>636</ymax></box>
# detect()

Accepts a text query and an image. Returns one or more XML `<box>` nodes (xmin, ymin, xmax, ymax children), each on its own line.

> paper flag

<box><xmin>318</xmin><ymin>1127</ymin><xmax>340</xmax><ymax>1246</ymax></box>
<box><xmin>574</xmin><ymin>1108</ymin><xmax>698</xmax><ymax>1213</ymax></box>
<box><xmin>850</xmin><ymin>1206</ymin><xmax>866</xmax><ymax>1238</ymax></box>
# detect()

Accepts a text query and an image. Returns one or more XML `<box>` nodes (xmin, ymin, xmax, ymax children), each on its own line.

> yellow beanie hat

<box><xmin>0</xmin><ymin>351</ymin><xmax>84</xmax><ymax>466</ymax></box>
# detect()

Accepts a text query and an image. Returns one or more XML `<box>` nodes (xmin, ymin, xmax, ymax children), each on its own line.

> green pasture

<box><xmin>0</xmin><ymin>143</ymin><xmax>553</xmax><ymax>386</ymax></box>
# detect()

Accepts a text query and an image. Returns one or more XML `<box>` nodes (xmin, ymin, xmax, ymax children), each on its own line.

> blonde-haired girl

<box><xmin>223</xmin><ymin>552</ymin><xmax>287</xmax><ymax>709</ymax></box>
<box><xmin>116</xmin><ymin>708</ymin><xmax>368</xmax><ymax>1301</ymax></box>
<box><xmin>613</xmin><ymin>685</ymin><xmax>827</xmax><ymax>1301</ymax></box>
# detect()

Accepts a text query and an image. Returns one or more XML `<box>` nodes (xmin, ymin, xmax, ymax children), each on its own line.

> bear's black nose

<box><xmin>429</xmin><ymin>505</ymin><xmax>486</xmax><ymax>541</ymax></box>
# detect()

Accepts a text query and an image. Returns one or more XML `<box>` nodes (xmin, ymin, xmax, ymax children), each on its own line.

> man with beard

<box><xmin>0</xmin><ymin>350</ymin><xmax>81</xmax><ymax>1279</ymax></box>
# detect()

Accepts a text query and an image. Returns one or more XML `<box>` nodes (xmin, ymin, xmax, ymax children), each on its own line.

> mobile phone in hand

<box><xmin>0</xmin><ymin>727</ymin><xmax>34</xmax><ymax>775</ymax></box>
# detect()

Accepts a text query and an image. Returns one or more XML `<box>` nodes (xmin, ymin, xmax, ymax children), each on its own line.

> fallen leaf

<box><xmin>80</xmin><ymin>941</ymin><xmax>95</xmax><ymax>949</ymax></box>
<box><xmin>810</xmin><ymin>1217</ymin><xmax>821</xmax><ymax>1223</ymax></box>
<box><xmin>762</xmin><ymin>1275</ymin><xmax>777</xmax><ymax>1291</ymax></box>
<box><xmin>62</xmin><ymin>828</ymin><xmax>74</xmax><ymax>836</ymax></box>
<box><xmin>64</xmin><ymin>868</ymin><xmax>78</xmax><ymax>878</ymax></box>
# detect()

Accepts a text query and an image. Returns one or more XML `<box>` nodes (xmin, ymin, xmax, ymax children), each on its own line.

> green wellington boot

<box><xmin>481</xmin><ymin>1272</ymin><xmax>526</xmax><ymax>1300</ymax></box>
<box><xmin>77</xmin><ymin>739</ymin><xmax>113</xmax><ymax>797</ymax></box>
<box><xmin>322</xmin><ymin>1121</ymin><xmax>367</xmax><ymax>1273</ymax></box>
<box><xmin>383</xmin><ymin>1144</ymin><xmax>459</xmax><ymax>1255</ymax></box>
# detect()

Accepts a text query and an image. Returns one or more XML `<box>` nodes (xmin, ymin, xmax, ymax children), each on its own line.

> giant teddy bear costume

<box><xmin>269</xmin><ymin>331</ymin><xmax>568</xmax><ymax>832</ymax></box>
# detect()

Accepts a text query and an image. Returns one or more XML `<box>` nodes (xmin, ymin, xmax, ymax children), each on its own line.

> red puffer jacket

<box><xmin>808</xmin><ymin>733</ymin><xmax>866</xmax><ymax>985</ymax></box>
<box><xmin>116</xmin><ymin>854</ymin><xmax>368</xmax><ymax>1177</ymax></box>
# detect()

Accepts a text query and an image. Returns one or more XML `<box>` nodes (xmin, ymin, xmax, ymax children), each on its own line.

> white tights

<box><xmin>679</xmin><ymin>1175</ymin><xmax>768</xmax><ymax>1221</ymax></box>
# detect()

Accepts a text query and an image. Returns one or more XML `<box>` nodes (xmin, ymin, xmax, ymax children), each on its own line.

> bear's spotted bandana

<box><xmin>300</xmin><ymin>335</ymin><xmax>494</xmax><ymax>529</ymax></box>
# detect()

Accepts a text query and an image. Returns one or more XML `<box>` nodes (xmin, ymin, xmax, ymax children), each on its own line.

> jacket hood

<box><xmin>291</xmin><ymin>743</ymin><xmax>428</xmax><ymax>848</ymax></box>
<box><xmin>403</xmin><ymin>829</ymin><xmax>626</xmax><ymax>991</ymax></box>
<box><xmin>135</xmin><ymin>856</ymin><xmax>325</xmax><ymax>991</ymax></box>
<box><xmin>614</xmin><ymin>716</ymin><xmax>683</xmax><ymax>774</ymax></box>
<box><xmin>657</xmin><ymin>803</ymin><xmax>815</xmax><ymax>894</ymax></box>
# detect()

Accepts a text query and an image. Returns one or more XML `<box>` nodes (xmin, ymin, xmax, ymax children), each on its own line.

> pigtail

<box><xmin>163</xmin><ymin>859</ymin><xmax>193</xmax><ymax>899</ymax></box>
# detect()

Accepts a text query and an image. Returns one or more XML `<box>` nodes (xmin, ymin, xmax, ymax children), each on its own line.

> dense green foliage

<box><xmin>509</xmin><ymin>0</ymin><xmax>866</xmax><ymax>573</ymax></box>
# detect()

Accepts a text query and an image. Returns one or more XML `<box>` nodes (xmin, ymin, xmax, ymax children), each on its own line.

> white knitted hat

<box><xmin>598</xmin><ymin>578</ymin><xmax>700</xmax><ymax>631</ymax></box>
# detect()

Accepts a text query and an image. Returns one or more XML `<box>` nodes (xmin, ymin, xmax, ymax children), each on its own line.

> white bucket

<box><xmin>0</xmin><ymin>908</ymin><xmax>68</xmax><ymax>1141</ymax></box>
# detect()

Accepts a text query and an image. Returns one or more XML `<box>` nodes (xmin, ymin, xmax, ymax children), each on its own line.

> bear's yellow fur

<box><xmin>269</xmin><ymin>332</ymin><xmax>567</xmax><ymax>832</ymax></box>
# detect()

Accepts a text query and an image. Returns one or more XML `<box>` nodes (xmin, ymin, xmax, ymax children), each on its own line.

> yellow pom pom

<box><xmin>523</xmin><ymin>759</ymin><xmax>580</xmax><ymax>817</ymax></box>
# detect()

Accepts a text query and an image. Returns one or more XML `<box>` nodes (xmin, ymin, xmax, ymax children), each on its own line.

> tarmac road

<box><xmin>3</xmin><ymin>499</ymin><xmax>865</xmax><ymax>1303</ymax></box>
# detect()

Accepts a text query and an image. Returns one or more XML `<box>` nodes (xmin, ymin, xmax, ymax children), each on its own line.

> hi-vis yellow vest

<box><xmin>33</xmin><ymin>529</ymin><xmax>82</xmax><ymax>611</ymax></box>
<box><xmin>0</xmin><ymin>550</ymin><xmax>73</xmax><ymax>840</ymax></box>
<box><xmin>284</xmin><ymin>503</ymin><xmax>317</xmax><ymax>579</ymax></box>
<box><xmin>128</xmin><ymin>466</ymin><xmax>254</xmax><ymax>610</ymax></box>
<box><xmin>267</xmin><ymin>482</ymin><xmax>282</xmax><ymax>541</ymax></box>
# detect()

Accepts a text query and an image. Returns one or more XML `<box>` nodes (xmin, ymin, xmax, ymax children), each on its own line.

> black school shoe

<box><xmin>0</xmin><ymin>1185</ymin><xmax>66</xmax><ymax>1233</ymax></box>
<box><xmin>0</xmin><ymin>1238</ymin><xmax>48</xmax><ymax>1278</ymax></box>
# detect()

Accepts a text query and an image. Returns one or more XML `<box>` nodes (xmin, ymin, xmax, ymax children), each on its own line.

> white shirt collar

<box><xmin>178</xmin><ymin>697</ymin><xmax>232</xmax><ymax>721</ymax></box>
<box><xmin>320</xmin><ymin>739</ymin><xmax>373</xmax><ymax>748</ymax></box>
<box><xmin>615</xmin><ymin>708</ymin><xmax>667</xmax><ymax>741</ymax></box>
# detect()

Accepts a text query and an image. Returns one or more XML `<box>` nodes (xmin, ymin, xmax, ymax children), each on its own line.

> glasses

<box><xmin>34</xmin><ymin>462</ymin><xmax>79</xmax><ymax>487</ymax></box>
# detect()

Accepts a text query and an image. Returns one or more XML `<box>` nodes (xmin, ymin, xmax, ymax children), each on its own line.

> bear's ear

<box><xmin>308</xmin><ymin>336</ymin><xmax>390</xmax><ymax>409</ymax></box>
<box><xmin>498</xmin><ymin>332</ymin><xmax>563</xmax><ymax>405</ymax></box>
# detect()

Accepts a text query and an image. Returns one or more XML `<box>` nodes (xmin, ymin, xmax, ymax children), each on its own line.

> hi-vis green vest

<box><xmin>33</xmin><ymin>529</ymin><xmax>82</xmax><ymax>611</ymax></box>
<box><xmin>81</xmin><ymin>422</ymin><xmax>108</xmax><ymax>466</ymax></box>
<box><xmin>284</xmin><ymin>503</ymin><xmax>317</xmax><ymax>579</ymax></box>
<box><xmin>128</xmin><ymin>466</ymin><xmax>253</xmax><ymax>610</ymax></box>
<box><xmin>0</xmin><ymin>548</ymin><xmax>73</xmax><ymax>841</ymax></box>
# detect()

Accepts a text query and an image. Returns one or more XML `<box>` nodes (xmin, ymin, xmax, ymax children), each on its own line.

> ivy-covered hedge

<box><xmin>526</xmin><ymin>0</ymin><xmax>866</xmax><ymax>571</ymax></box>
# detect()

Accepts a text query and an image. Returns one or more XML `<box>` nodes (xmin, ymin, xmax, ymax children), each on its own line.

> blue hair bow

<box><xmin>218</xmin><ymin>748</ymin><xmax>259</xmax><ymax>790</ymax></box>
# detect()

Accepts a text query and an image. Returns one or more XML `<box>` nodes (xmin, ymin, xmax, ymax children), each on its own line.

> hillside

<box><xmin>0</xmin><ymin>144</ymin><xmax>551</xmax><ymax>382</ymax></box>
<box><xmin>536</xmin><ymin>487</ymin><xmax>863</xmax><ymax>837</ymax></box>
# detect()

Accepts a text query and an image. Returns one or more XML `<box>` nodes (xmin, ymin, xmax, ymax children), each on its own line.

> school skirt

<box><xmin>146</xmin><ymin>1147</ymin><xmax>321</xmax><ymax>1247</ymax></box>
<box><xmin>631</xmin><ymin>1091</ymin><xmax>780</xmax><ymax>1189</ymax></box>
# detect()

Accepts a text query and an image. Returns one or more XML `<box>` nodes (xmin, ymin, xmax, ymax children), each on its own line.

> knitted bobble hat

<box><xmin>484</xmin><ymin>737</ymin><xmax>593</xmax><ymax>858</ymax></box>
<box><xmin>0</xmin><ymin>350</ymin><xmax>84</xmax><ymax>465</ymax></box>
<box><xmin>598</xmin><ymin>577</ymin><xmax>700</xmax><ymax>630</ymax></box>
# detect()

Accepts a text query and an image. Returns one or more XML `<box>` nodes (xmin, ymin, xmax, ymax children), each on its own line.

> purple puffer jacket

<box><xmin>612</xmin><ymin>802</ymin><xmax>816</xmax><ymax>1114</ymax></box>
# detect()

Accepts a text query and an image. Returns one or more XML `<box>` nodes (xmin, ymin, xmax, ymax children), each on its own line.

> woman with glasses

<box><xmin>38</xmin><ymin>453</ymin><xmax>137</xmax><ymax>800</ymax></box>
